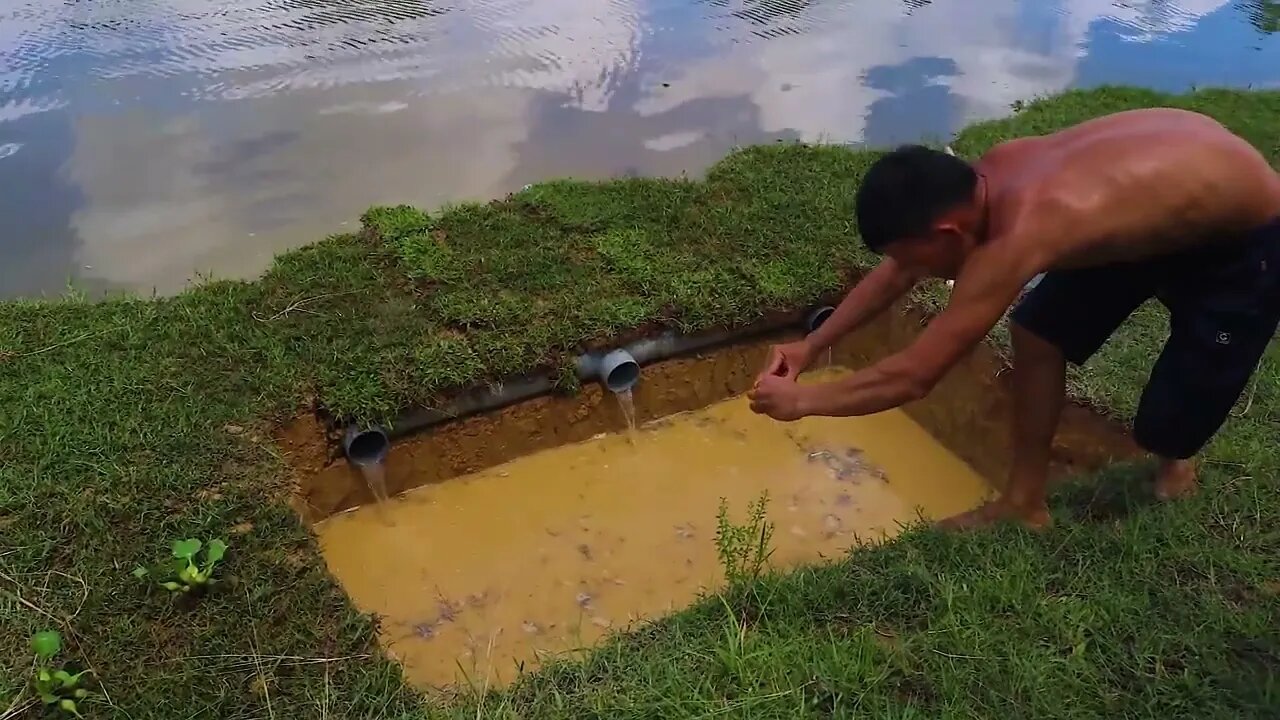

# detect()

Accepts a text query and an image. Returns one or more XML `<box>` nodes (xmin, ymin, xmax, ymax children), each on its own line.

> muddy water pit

<box><xmin>286</xmin><ymin>307</ymin><xmax>1138</xmax><ymax>690</ymax></box>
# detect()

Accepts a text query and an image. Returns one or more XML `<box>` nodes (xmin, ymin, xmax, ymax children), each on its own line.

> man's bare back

<box><xmin>978</xmin><ymin>107</ymin><xmax>1280</xmax><ymax>273</ymax></box>
<box><xmin>749</xmin><ymin>107</ymin><xmax>1280</xmax><ymax>529</ymax></box>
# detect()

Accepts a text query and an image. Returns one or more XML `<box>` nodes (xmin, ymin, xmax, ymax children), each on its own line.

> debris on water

<box><xmin>835</xmin><ymin>493</ymin><xmax>853</xmax><ymax>507</ymax></box>
<box><xmin>790</xmin><ymin>525</ymin><xmax>806</xmax><ymax>537</ymax></box>
<box><xmin>591</xmin><ymin>616</ymin><xmax>612</xmax><ymax>628</ymax></box>
<box><xmin>521</xmin><ymin>621</ymin><xmax>542</xmax><ymax>635</ymax></box>
<box><xmin>575</xmin><ymin>592</ymin><xmax>593</xmax><ymax>609</ymax></box>
<box><xmin>414</xmin><ymin>623</ymin><xmax>436</xmax><ymax>639</ymax></box>
<box><xmin>674</xmin><ymin>522</ymin><xmax>695</xmax><ymax>540</ymax></box>
<box><xmin>577</xmin><ymin>543</ymin><xmax>593</xmax><ymax>560</ymax></box>
<box><xmin>807</xmin><ymin>447</ymin><xmax>888</xmax><ymax>482</ymax></box>
<box><xmin>437</xmin><ymin>598</ymin><xmax>461</xmax><ymax>622</ymax></box>
<box><xmin>824</xmin><ymin>509</ymin><xmax>844</xmax><ymax>532</ymax></box>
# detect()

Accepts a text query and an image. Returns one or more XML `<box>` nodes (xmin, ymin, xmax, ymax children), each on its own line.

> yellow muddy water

<box><xmin>316</xmin><ymin>368</ymin><xmax>991</xmax><ymax>689</ymax></box>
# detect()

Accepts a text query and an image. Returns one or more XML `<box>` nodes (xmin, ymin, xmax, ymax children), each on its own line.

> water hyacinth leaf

<box><xmin>40</xmin><ymin>692</ymin><xmax>59</xmax><ymax>705</ymax></box>
<box><xmin>205</xmin><ymin>539</ymin><xmax>228</xmax><ymax>565</ymax></box>
<box><xmin>54</xmin><ymin>670</ymin><xmax>72</xmax><ymax>686</ymax></box>
<box><xmin>31</xmin><ymin>630</ymin><xmax>61</xmax><ymax>659</ymax></box>
<box><xmin>59</xmin><ymin>698</ymin><xmax>83</xmax><ymax>717</ymax></box>
<box><xmin>132</xmin><ymin>566</ymin><xmax>149</xmax><ymax>579</ymax></box>
<box><xmin>172</xmin><ymin>538</ymin><xmax>201</xmax><ymax>560</ymax></box>
<box><xmin>59</xmin><ymin>670</ymin><xmax>89</xmax><ymax>689</ymax></box>
<box><xmin>160</xmin><ymin>581</ymin><xmax>182</xmax><ymax>592</ymax></box>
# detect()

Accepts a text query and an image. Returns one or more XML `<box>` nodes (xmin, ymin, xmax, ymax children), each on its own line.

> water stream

<box><xmin>355</xmin><ymin>461</ymin><xmax>391</xmax><ymax>509</ymax></box>
<box><xmin>614</xmin><ymin>388</ymin><xmax>639</xmax><ymax>443</ymax></box>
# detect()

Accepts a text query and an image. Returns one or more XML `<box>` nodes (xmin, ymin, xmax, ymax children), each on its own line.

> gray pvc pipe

<box><xmin>805</xmin><ymin>306</ymin><xmax>835</xmax><ymax>333</ymax></box>
<box><xmin>359</xmin><ymin>308</ymin><xmax>821</xmax><ymax>446</ymax></box>
<box><xmin>594</xmin><ymin>349</ymin><xmax>640</xmax><ymax>393</ymax></box>
<box><xmin>343</xmin><ymin>425</ymin><xmax>389</xmax><ymax>465</ymax></box>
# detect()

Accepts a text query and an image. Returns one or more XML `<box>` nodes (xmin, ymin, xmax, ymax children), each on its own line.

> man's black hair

<box><xmin>854</xmin><ymin>144</ymin><xmax>978</xmax><ymax>254</ymax></box>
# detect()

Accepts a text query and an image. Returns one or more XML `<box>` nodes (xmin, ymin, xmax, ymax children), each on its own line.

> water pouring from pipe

<box><xmin>598</xmin><ymin>349</ymin><xmax>641</xmax><ymax>440</ymax></box>
<box><xmin>344</xmin><ymin>425</ymin><xmax>391</xmax><ymax>509</ymax></box>
<box><xmin>806</xmin><ymin>305</ymin><xmax>836</xmax><ymax>368</ymax></box>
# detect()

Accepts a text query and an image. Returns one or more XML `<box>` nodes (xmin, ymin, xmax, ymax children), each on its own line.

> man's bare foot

<box><xmin>938</xmin><ymin>499</ymin><xmax>1052</xmax><ymax>531</ymax></box>
<box><xmin>1154</xmin><ymin>458</ymin><xmax>1197</xmax><ymax>501</ymax></box>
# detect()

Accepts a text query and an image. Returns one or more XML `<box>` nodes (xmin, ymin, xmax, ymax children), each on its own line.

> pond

<box><xmin>2</xmin><ymin>0</ymin><xmax>1279</xmax><ymax>297</ymax></box>
<box><xmin>316</xmin><ymin>365</ymin><xmax>991</xmax><ymax>688</ymax></box>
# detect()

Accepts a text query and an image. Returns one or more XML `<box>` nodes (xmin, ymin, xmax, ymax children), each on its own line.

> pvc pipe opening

<box><xmin>600</xmin><ymin>349</ymin><xmax>640</xmax><ymax>393</ymax></box>
<box><xmin>344</xmin><ymin>426</ymin><xmax>389</xmax><ymax>466</ymax></box>
<box><xmin>806</xmin><ymin>306</ymin><xmax>835</xmax><ymax>333</ymax></box>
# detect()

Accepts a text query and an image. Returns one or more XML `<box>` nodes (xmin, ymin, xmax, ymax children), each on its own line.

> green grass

<box><xmin>1</xmin><ymin>85</ymin><xmax>1278</xmax><ymax>718</ymax></box>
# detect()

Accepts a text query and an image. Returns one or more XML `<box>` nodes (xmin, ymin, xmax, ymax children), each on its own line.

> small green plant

<box><xmin>30</xmin><ymin>630</ymin><xmax>91</xmax><ymax>716</ymax></box>
<box><xmin>714</xmin><ymin>491</ymin><xmax>775</xmax><ymax>586</ymax></box>
<box><xmin>134</xmin><ymin>538</ymin><xmax>228</xmax><ymax>594</ymax></box>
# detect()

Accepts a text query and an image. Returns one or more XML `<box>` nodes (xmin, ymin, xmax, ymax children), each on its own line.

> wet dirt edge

<box><xmin>278</xmin><ymin>298</ymin><xmax>1140</xmax><ymax>524</ymax></box>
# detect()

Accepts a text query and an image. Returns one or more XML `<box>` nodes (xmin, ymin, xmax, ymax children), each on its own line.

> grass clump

<box><xmin>0</xmin><ymin>85</ymin><xmax>1277</xmax><ymax>718</ymax></box>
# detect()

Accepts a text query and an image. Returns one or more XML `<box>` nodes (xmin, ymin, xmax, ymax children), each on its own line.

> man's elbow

<box><xmin>896</xmin><ymin>366</ymin><xmax>940</xmax><ymax>404</ymax></box>
<box><xmin>878</xmin><ymin>348</ymin><xmax>951</xmax><ymax>405</ymax></box>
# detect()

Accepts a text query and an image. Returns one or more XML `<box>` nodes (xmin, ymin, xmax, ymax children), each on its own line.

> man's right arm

<box><xmin>804</xmin><ymin>256</ymin><xmax>919</xmax><ymax>353</ymax></box>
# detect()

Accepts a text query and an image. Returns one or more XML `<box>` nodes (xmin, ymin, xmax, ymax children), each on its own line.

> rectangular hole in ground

<box><xmin>284</xmin><ymin>306</ymin><xmax>1139</xmax><ymax>690</ymax></box>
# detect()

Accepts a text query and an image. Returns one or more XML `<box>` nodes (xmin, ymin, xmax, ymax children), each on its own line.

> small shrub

<box><xmin>714</xmin><ymin>491</ymin><xmax>775</xmax><ymax>586</ymax></box>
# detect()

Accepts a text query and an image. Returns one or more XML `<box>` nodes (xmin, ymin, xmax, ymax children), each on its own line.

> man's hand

<box><xmin>748</xmin><ymin>374</ymin><xmax>810</xmax><ymax>421</ymax></box>
<box><xmin>756</xmin><ymin>340</ymin><xmax>816</xmax><ymax>383</ymax></box>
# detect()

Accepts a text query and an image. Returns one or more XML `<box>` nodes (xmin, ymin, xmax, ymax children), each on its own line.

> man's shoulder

<box><xmin>980</xmin><ymin>192</ymin><xmax>1071</xmax><ymax>272</ymax></box>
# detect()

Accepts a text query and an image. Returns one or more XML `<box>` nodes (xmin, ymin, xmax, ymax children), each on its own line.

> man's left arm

<box><xmin>795</xmin><ymin>253</ymin><xmax>1033</xmax><ymax>418</ymax></box>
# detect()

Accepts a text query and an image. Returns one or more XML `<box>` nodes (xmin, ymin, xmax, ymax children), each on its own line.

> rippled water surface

<box><xmin>2</xmin><ymin>0</ymin><xmax>1280</xmax><ymax>296</ymax></box>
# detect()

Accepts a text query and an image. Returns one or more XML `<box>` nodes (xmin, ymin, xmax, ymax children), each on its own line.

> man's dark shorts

<box><xmin>1010</xmin><ymin>217</ymin><xmax>1280</xmax><ymax>459</ymax></box>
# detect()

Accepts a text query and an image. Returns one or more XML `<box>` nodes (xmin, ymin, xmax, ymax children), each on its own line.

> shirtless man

<box><xmin>747</xmin><ymin>107</ymin><xmax>1280</xmax><ymax>529</ymax></box>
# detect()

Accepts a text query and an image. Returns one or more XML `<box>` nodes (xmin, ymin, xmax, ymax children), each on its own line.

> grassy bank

<box><xmin>1</xmin><ymin>85</ymin><xmax>1278</xmax><ymax>718</ymax></box>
